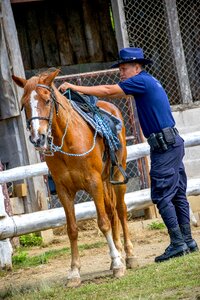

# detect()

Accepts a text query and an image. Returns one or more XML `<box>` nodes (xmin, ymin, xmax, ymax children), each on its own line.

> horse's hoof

<box><xmin>110</xmin><ymin>257</ymin><xmax>125</xmax><ymax>270</ymax></box>
<box><xmin>113</xmin><ymin>266</ymin><xmax>125</xmax><ymax>278</ymax></box>
<box><xmin>126</xmin><ymin>256</ymin><xmax>138</xmax><ymax>269</ymax></box>
<box><xmin>66</xmin><ymin>277</ymin><xmax>81</xmax><ymax>288</ymax></box>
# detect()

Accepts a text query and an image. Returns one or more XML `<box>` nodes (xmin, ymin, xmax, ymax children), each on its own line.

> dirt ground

<box><xmin>0</xmin><ymin>218</ymin><xmax>200</xmax><ymax>292</ymax></box>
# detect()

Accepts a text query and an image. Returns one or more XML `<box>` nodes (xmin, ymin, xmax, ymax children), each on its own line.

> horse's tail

<box><xmin>103</xmin><ymin>181</ymin><xmax>117</xmax><ymax>220</ymax></box>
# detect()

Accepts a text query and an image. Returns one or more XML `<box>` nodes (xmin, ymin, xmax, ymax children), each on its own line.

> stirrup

<box><xmin>110</xmin><ymin>164</ymin><xmax>129</xmax><ymax>185</ymax></box>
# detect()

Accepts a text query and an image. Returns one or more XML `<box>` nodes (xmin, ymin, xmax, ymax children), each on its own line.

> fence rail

<box><xmin>1</xmin><ymin>131</ymin><xmax>200</xmax><ymax>184</ymax></box>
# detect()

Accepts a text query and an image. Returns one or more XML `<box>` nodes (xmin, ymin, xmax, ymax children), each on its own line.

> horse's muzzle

<box><xmin>29</xmin><ymin>134</ymin><xmax>46</xmax><ymax>148</ymax></box>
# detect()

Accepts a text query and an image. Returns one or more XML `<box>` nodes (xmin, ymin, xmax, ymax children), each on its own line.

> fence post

<box><xmin>0</xmin><ymin>185</ymin><xmax>13</xmax><ymax>270</ymax></box>
<box><xmin>110</xmin><ymin>0</ymin><xmax>129</xmax><ymax>49</ymax></box>
<box><xmin>164</xmin><ymin>0</ymin><xmax>193</xmax><ymax>104</ymax></box>
<box><xmin>1</xmin><ymin>0</ymin><xmax>49</xmax><ymax>214</ymax></box>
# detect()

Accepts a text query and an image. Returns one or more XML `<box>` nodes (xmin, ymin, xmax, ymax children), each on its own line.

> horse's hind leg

<box><xmin>103</xmin><ymin>182</ymin><xmax>124</xmax><ymax>273</ymax></box>
<box><xmin>57</xmin><ymin>190</ymin><xmax>81</xmax><ymax>287</ymax></box>
<box><xmin>103</xmin><ymin>182</ymin><xmax>123</xmax><ymax>255</ymax></box>
<box><xmin>114</xmin><ymin>184</ymin><xmax>138</xmax><ymax>269</ymax></box>
<box><xmin>88</xmin><ymin>175</ymin><xmax>125</xmax><ymax>278</ymax></box>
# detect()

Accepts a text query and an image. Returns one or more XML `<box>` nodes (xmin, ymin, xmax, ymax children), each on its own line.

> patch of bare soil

<box><xmin>0</xmin><ymin>218</ymin><xmax>200</xmax><ymax>293</ymax></box>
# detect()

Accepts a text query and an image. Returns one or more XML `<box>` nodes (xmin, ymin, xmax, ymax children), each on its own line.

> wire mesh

<box><xmin>176</xmin><ymin>0</ymin><xmax>200</xmax><ymax>101</ymax></box>
<box><xmin>123</xmin><ymin>0</ymin><xmax>182</xmax><ymax>105</ymax></box>
<box><xmin>122</xmin><ymin>0</ymin><xmax>200</xmax><ymax>104</ymax></box>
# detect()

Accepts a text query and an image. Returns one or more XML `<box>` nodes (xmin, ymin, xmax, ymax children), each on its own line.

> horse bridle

<box><xmin>24</xmin><ymin>83</ymin><xmax>66</xmax><ymax>154</ymax></box>
<box><xmin>26</xmin><ymin>84</ymin><xmax>59</xmax><ymax>132</ymax></box>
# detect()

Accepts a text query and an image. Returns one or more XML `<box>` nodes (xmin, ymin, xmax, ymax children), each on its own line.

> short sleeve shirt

<box><xmin>118</xmin><ymin>71</ymin><xmax>175</xmax><ymax>138</ymax></box>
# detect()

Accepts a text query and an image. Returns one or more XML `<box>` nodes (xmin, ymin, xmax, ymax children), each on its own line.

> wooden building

<box><xmin>12</xmin><ymin>0</ymin><xmax>118</xmax><ymax>77</ymax></box>
<box><xmin>0</xmin><ymin>0</ymin><xmax>127</xmax><ymax>214</ymax></box>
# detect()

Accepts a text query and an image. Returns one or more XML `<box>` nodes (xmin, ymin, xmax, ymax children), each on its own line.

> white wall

<box><xmin>173</xmin><ymin>107</ymin><xmax>200</xmax><ymax>178</ymax></box>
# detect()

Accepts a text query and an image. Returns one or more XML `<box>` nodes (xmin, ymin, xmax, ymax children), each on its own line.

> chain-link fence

<box><xmin>48</xmin><ymin>70</ymin><xmax>149</xmax><ymax>208</ymax></box>
<box><xmin>123</xmin><ymin>0</ymin><xmax>200</xmax><ymax>104</ymax></box>
<box><xmin>176</xmin><ymin>0</ymin><xmax>200</xmax><ymax>102</ymax></box>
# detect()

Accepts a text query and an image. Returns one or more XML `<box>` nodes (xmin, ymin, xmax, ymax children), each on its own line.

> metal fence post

<box><xmin>0</xmin><ymin>185</ymin><xmax>13</xmax><ymax>270</ymax></box>
<box><xmin>164</xmin><ymin>0</ymin><xmax>193</xmax><ymax>104</ymax></box>
<box><xmin>110</xmin><ymin>0</ymin><xmax>129</xmax><ymax>50</ymax></box>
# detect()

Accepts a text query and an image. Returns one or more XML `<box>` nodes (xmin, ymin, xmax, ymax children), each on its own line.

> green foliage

<box><xmin>11</xmin><ymin>242</ymin><xmax>106</xmax><ymax>270</ymax></box>
<box><xmin>109</xmin><ymin>7</ymin><xmax>115</xmax><ymax>31</ymax></box>
<box><xmin>19</xmin><ymin>233</ymin><xmax>42</xmax><ymax>247</ymax></box>
<box><xmin>148</xmin><ymin>221</ymin><xmax>166</xmax><ymax>230</ymax></box>
<box><xmin>12</xmin><ymin>243</ymin><xmax>105</xmax><ymax>269</ymax></box>
<box><xmin>12</xmin><ymin>247</ymin><xmax>71</xmax><ymax>269</ymax></box>
<box><xmin>79</xmin><ymin>241</ymin><xmax>105</xmax><ymax>250</ymax></box>
<box><xmin>12</xmin><ymin>250</ymin><xmax>28</xmax><ymax>265</ymax></box>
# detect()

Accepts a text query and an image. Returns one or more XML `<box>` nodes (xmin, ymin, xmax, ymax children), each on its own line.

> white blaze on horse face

<box><xmin>30</xmin><ymin>90</ymin><xmax>40</xmax><ymax>141</ymax></box>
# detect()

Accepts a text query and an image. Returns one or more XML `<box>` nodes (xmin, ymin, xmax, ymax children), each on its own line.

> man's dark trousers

<box><xmin>150</xmin><ymin>134</ymin><xmax>190</xmax><ymax>229</ymax></box>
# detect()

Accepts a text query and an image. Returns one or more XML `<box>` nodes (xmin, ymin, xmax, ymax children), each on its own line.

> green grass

<box><xmin>148</xmin><ymin>221</ymin><xmax>166</xmax><ymax>230</ymax></box>
<box><xmin>1</xmin><ymin>252</ymin><xmax>200</xmax><ymax>300</ymax></box>
<box><xmin>11</xmin><ymin>241</ymin><xmax>106</xmax><ymax>269</ymax></box>
<box><xmin>19</xmin><ymin>233</ymin><xmax>43</xmax><ymax>247</ymax></box>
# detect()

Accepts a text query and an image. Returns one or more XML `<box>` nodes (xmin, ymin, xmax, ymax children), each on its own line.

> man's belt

<box><xmin>147</xmin><ymin>127</ymin><xmax>179</xmax><ymax>152</ymax></box>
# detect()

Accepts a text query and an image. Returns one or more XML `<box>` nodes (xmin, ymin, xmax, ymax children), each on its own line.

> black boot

<box><xmin>180</xmin><ymin>223</ymin><xmax>199</xmax><ymax>252</ymax></box>
<box><xmin>155</xmin><ymin>226</ymin><xmax>189</xmax><ymax>263</ymax></box>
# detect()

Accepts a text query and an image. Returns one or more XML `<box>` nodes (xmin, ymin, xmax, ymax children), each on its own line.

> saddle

<box><xmin>63</xmin><ymin>90</ymin><xmax>129</xmax><ymax>185</ymax></box>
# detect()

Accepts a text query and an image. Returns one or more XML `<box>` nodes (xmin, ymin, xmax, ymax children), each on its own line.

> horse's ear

<box><xmin>43</xmin><ymin>69</ymin><xmax>60</xmax><ymax>86</ymax></box>
<box><xmin>12</xmin><ymin>75</ymin><xmax>27</xmax><ymax>88</ymax></box>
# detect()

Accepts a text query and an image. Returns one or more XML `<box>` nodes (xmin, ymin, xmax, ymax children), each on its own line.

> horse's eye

<box><xmin>46</xmin><ymin>99</ymin><xmax>51</xmax><ymax>105</ymax></box>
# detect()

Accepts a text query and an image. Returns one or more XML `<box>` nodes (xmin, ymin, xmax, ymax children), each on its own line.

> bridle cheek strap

<box><xmin>26</xmin><ymin>84</ymin><xmax>56</xmax><ymax>135</ymax></box>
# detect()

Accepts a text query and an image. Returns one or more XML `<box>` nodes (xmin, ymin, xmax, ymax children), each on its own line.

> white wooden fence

<box><xmin>1</xmin><ymin>131</ymin><xmax>200</xmax><ymax>269</ymax></box>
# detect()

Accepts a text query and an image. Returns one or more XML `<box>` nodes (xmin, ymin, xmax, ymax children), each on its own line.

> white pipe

<box><xmin>1</xmin><ymin>131</ymin><xmax>200</xmax><ymax>184</ymax></box>
<box><xmin>0</xmin><ymin>178</ymin><xmax>199</xmax><ymax>240</ymax></box>
<box><xmin>0</xmin><ymin>162</ymin><xmax>48</xmax><ymax>184</ymax></box>
<box><xmin>127</xmin><ymin>130</ymin><xmax>200</xmax><ymax>161</ymax></box>
<box><xmin>0</xmin><ymin>185</ymin><xmax>6</xmax><ymax>217</ymax></box>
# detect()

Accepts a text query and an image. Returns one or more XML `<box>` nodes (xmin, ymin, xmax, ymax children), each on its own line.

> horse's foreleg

<box><xmin>58</xmin><ymin>192</ymin><xmax>81</xmax><ymax>287</ymax></box>
<box><xmin>89</xmin><ymin>177</ymin><xmax>125</xmax><ymax>278</ymax></box>
<box><xmin>114</xmin><ymin>185</ymin><xmax>138</xmax><ymax>269</ymax></box>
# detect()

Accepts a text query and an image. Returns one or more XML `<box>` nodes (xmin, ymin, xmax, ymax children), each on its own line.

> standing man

<box><xmin>59</xmin><ymin>47</ymin><xmax>198</xmax><ymax>262</ymax></box>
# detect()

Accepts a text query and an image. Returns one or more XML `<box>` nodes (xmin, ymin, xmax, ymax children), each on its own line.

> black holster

<box><xmin>147</xmin><ymin>127</ymin><xmax>178</xmax><ymax>152</ymax></box>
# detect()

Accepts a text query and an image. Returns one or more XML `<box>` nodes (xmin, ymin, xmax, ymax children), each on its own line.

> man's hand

<box><xmin>58</xmin><ymin>82</ymin><xmax>74</xmax><ymax>92</ymax></box>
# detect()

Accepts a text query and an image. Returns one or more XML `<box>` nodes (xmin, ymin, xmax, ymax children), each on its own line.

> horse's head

<box><xmin>12</xmin><ymin>69</ymin><xmax>60</xmax><ymax>152</ymax></box>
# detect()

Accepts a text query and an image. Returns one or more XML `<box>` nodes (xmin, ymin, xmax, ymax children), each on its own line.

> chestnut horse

<box><xmin>12</xmin><ymin>70</ymin><xmax>137</xmax><ymax>287</ymax></box>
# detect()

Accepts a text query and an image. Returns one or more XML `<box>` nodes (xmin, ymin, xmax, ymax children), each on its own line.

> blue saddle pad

<box><xmin>63</xmin><ymin>90</ymin><xmax>122</xmax><ymax>150</ymax></box>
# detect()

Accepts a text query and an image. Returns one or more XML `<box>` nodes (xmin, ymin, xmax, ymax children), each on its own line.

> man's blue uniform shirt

<box><xmin>118</xmin><ymin>71</ymin><xmax>175</xmax><ymax>138</ymax></box>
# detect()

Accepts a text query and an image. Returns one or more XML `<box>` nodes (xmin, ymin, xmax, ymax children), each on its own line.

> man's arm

<box><xmin>58</xmin><ymin>82</ymin><xmax>126</xmax><ymax>98</ymax></box>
